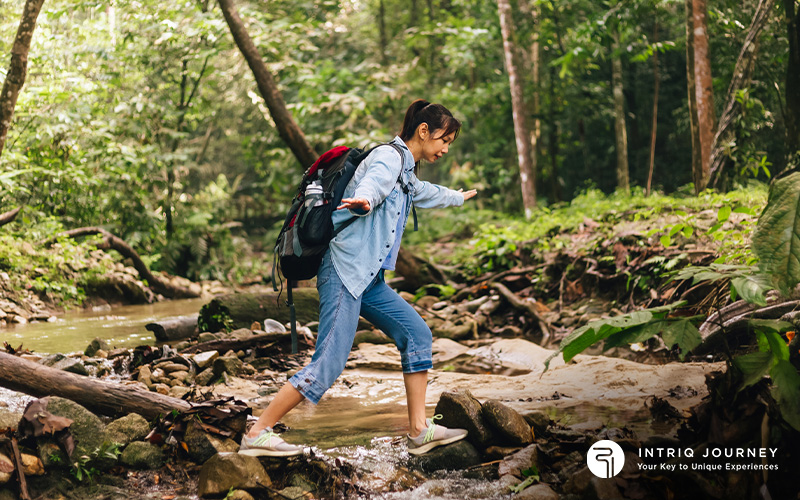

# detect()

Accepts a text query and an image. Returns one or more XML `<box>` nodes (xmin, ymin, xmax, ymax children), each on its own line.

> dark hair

<box><xmin>399</xmin><ymin>99</ymin><xmax>461</xmax><ymax>142</ymax></box>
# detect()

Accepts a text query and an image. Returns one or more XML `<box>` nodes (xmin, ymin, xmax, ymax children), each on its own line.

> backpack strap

<box><xmin>386</xmin><ymin>142</ymin><xmax>418</xmax><ymax>232</ymax></box>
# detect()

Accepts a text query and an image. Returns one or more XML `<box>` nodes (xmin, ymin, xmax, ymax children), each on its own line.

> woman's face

<box><xmin>420</xmin><ymin>128</ymin><xmax>455</xmax><ymax>163</ymax></box>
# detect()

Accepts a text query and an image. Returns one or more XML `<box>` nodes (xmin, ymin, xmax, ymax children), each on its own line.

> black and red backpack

<box><xmin>272</xmin><ymin>143</ymin><xmax>406</xmax><ymax>351</ymax></box>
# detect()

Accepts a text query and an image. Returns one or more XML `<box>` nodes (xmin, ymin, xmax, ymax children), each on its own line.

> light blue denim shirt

<box><xmin>329</xmin><ymin>136</ymin><xmax>464</xmax><ymax>298</ymax></box>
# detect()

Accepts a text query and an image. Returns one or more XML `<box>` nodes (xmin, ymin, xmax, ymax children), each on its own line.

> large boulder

<box><xmin>0</xmin><ymin>409</ymin><xmax>21</xmax><ymax>431</ymax></box>
<box><xmin>408</xmin><ymin>439</ymin><xmax>481</xmax><ymax>472</ymax></box>
<box><xmin>433</xmin><ymin>391</ymin><xmax>494</xmax><ymax>448</ymax></box>
<box><xmin>481</xmin><ymin>400</ymin><xmax>534</xmax><ymax>446</ymax></box>
<box><xmin>105</xmin><ymin>413</ymin><xmax>150</xmax><ymax>446</ymax></box>
<box><xmin>198</xmin><ymin>453</ymin><xmax>272</xmax><ymax>498</ymax></box>
<box><xmin>43</xmin><ymin>397</ymin><xmax>105</xmax><ymax>460</ymax></box>
<box><xmin>184</xmin><ymin>420</ymin><xmax>240</xmax><ymax>464</ymax></box>
<box><xmin>85</xmin><ymin>338</ymin><xmax>110</xmax><ymax>357</ymax></box>
<box><xmin>119</xmin><ymin>441</ymin><xmax>164</xmax><ymax>469</ymax></box>
<box><xmin>499</xmin><ymin>444</ymin><xmax>540</xmax><ymax>478</ymax></box>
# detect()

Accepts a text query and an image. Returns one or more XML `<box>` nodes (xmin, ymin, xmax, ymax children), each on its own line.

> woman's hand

<box><xmin>338</xmin><ymin>198</ymin><xmax>371</xmax><ymax>212</ymax></box>
<box><xmin>458</xmin><ymin>188</ymin><xmax>478</xmax><ymax>202</ymax></box>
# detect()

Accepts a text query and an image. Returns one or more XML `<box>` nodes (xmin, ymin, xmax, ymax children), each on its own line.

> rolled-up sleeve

<box><xmin>411</xmin><ymin>178</ymin><xmax>464</xmax><ymax>209</ymax></box>
<box><xmin>350</xmin><ymin>147</ymin><xmax>403</xmax><ymax>216</ymax></box>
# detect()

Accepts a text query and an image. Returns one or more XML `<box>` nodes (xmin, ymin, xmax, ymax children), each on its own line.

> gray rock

<box><xmin>523</xmin><ymin>411</ymin><xmax>552</xmax><ymax>437</ymax></box>
<box><xmin>193</xmin><ymin>351</ymin><xmax>219</xmax><ymax>370</ymax></box>
<box><xmin>198</xmin><ymin>453</ymin><xmax>272</xmax><ymax>498</ymax></box>
<box><xmin>157</xmin><ymin>362</ymin><xmax>190</xmax><ymax>373</ymax></box>
<box><xmin>105</xmin><ymin>414</ymin><xmax>150</xmax><ymax>446</ymax></box>
<box><xmin>40</xmin><ymin>354</ymin><xmax>89</xmax><ymax>376</ymax></box>
<box><xmin>516</xmin><ymin>483</ymin><xmax>560</xmax><ymax>500</ymax></box>
<box><xmin>195</xmin><ymin>368</ymin><xmax>216</xmax><ymax>386</ymax></box>
<box><xmin>353</xmin><ymin>330</ymin><xmax>392</xmax><ymax>345</ymax></box>
<box><xmin>42</xmin><ymin>397</ymin><xmax>105</xmax><ymax>460</ymax></box>
<box><xmin>481</xmin><ymin>400</ymin><xmax>533</xmax><ymax>446</ymax></box>
<box><xmin>85</xmin><ymin>338</ymin><xmax>110</xmax><ymax>357</ymax></box>
<box><xmin>213</xmin><ymin>356</ymin><xmax>243</xmax><ymax>376</ymax></box>
<box><xmin>408</xmin><ymin>439</ymin><xmax>481</xmax><ymax>472</ymax></box>
<box><xmin>433</xmin><ymin>391</ymin><xmax>493</xmax><ymax>448</ymax></box>
<box><xmin>184</xmin><ymin>420</ymin><xmax>240</xmax><ymax>464</ymax></box>
<box><xmin>563</xmin><ymin>466</ymin><xmax>593</xmax><ymax>496</ymax></box>
<box><xmin>198</xmin><ymin>332</ymin><xmax>219</xmax><ymax>343</ymax></box>
<box><xmin>499</xmin><ymin>444</ymin><xmax>540</xmax><ymax>478</ymax></box>
<box><xmin>0</xmin><ymin>409</ymin><xmax>21</xmax><ymax>431</ymax></box>
<box><xmin>119</xmin><ymin>441</ymin><xmax>164</xmax><ymax>469</ymax></box>
<box><xmin>169</xmin><ymin>386</ymin><xmax>192</xmax><ymax>399</ymax></box>
<box><xmin>589</xmin><ymin>476</ymin><xmax>624</xmax><ymax>500</ymax></box>
<box><xmin>230</xmin><ymin>328</ymin><xmax>254</xmax><ymax>340</ymax></box>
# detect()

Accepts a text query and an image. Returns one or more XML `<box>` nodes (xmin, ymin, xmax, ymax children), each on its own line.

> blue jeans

<box><xmin>289</xmin><ymin>251</ymin><xmax>433</xmax><ymax>404</ymax></box>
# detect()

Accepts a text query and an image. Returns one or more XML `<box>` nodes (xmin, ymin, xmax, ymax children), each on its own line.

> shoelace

<box><xmin>423</xmin><ymin>414</ymin><xmax>444</xmax><ymax>443</ymax></box>
<box><xmin>252</xmin><ymin>430</ymin><xmax>278</xmax><ymax>447</ymax></box>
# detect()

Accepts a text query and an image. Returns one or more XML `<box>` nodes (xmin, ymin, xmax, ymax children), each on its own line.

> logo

<box><xmin>587</xmin><ymin>440</ymin><xmax>625</xmax><ymax>478</ymax></box>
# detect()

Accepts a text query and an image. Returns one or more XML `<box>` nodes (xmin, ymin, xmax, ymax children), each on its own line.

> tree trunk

<box><xmin>198</xmin><ymin>289</ymin><xmax>320</xmax><ymax>332</ymax></box>
<box><xmin>708</xmin><ymin>0</ymin><xmax>775</xmax><ymax>186</ymax></box>
<box><xmin>497</xmin><ymin>0</ymin><xmax>537</xmax><ymax>216</ymax></box>
<box><xmin>217</xmin><ymin>0</ymin><xmax>318</xmax><ymax>168</ymax></box>
<box><xmin>647</xmin><ymin>20</ymin><xmax>660</xmax><ymax>197</ymax></box>
<box><xmin>50</xmin><ymin>227</ymin><xmax>201</xmax><ymax>299</ymax></box>
<box><xmin>0</xmin><ymin>352</ymin><xmax>191</xmax><ymax>420</ymax></box>
<box><xmin>520</xmin><ymin>0</ymin><xmax>545</xmax><ymax>202</ymax></box>
<box><xmin>686</xmin><ymin>0</ymin><xmax>703</xmax><ymax>192</ymax></box>
<box><xmin>692</xmin><ymin>0</ymin><xmax>717</xmax><ymax>191</ymax></box>
<box><xmin>0</xmin><ymin>0</ymin><xmax>46</xmax><ymax>158</ymax></box>
<box><xmin>146</xmin><ymin>314</ymin><xmax>199</xmax><ymax>342</ymax></box>
<box><xmin>611</xmin><ymin>30</ymin><xmax>630</xmax><ymax>192</ymax></box>
<box><xmin>379</xmin><ymin>0</ymin><xmax>389</xmax><ymax>65</ymax></box>
<box><xmin>784</xmin><ymin>0</ymin><xmax>800</xmax><ymax>155</ymax></box>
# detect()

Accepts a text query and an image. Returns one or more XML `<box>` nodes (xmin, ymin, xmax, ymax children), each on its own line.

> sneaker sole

<box><xmin>407</xmin><ymin>433</ymin><xmax>467</xmax><ymax>456</ymax></box>
<box><xmin>238</xmin><ymin>448</ymin><xmax>304</xmax><ymax>458</ymax></box>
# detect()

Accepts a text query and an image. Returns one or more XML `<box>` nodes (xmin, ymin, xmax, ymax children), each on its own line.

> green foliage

<box><xmin>752</xmin><ymin>172</ymin><xmax>800</xmax><ymax>295</ymax></box>
<box><xmin>671</xmin><ymin>264</ymin><xmax>773</xmax><ymax>307</ymax></box>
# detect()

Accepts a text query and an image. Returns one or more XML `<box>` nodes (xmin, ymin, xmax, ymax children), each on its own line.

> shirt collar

<box><xmin>390</xmin><ymin>136</ymin><xmax>416</xmax><ymax>172</ymax></box>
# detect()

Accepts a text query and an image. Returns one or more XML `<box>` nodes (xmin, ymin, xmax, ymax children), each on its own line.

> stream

<box><xmin>0</xmin><ymin>300</ymin><xmax>681</xmax><ymax>499</ymax></box>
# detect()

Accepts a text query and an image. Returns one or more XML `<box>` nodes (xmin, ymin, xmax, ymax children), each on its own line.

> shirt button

<box><xmin>379</xmin><ymin>259</ymin><xmax>382</xmax><ymax>262</ymax></box>
<box><xmin>392</xmin><ymin>230</ymin><xmax>395</xmax><ymax>233</ymax></box>
<box><xmin>386</xmin><ymin>244</ymin><xmax>390</xmax><ymax>248</ymax></box>
<box><xmin>370</xmin><ymin>272</ymin><xmax>374</xmax><ymax>276</ymax></box>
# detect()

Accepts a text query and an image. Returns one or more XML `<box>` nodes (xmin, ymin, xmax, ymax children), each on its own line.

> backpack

<box><xmin>271</xmin><ymin>143</ymin><xmax>409</xmax><ymax>352</ymax></box>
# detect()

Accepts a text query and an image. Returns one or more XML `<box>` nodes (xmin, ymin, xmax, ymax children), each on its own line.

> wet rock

<box><xmin>85</xmin><ymin>338</ymin><xmax>110</xmax><ymax>357</ymax></box>
<box><xmin>41</xmin><ymin>355</ymin><xmax>89</xmax><ymax>376</ymax></box>
<box><xmin>198</xmin><ymin>332</ymin><xmax>220</xmax><ymax>343</ymax></box>
<box><xmin>347</xmin><ymin>343</ymin><xmax>402</xmax><ymax>370</ymax></box>
<box><xmin>563</xmin><ymin>466</ymin><xmax>593</xmax><ymax>496</ymax></box>
<box><xmin>120</xmin><ymin>441</ymin><xmax>164</xmax><ymax>469</ymax></box>
<box><xmin>0</xmin><ymin>409</ymin><xmax>21</xmax><ymax>431</ymax></box>
<box><xmin>431</xmin><ymin>338</ymin><xmax>470</xmax><ymax>368</ymax></box>
<box><xmin>198</xmin><ymin>453</ymin><xmax>271</xmax><ymax>498</ymax></box>
<box><xmin>408</xmin><ymin>439</ymin><xmax>481</xmax><ymax>472</ymax></box>
<box><xmin>0</xmin><ymin>453</ymin><xmax>13</xmax><ymax>484</ymax></box>
<box><xmin>107</xmin><ymin>348</ymin><xmax>130</xmax><ymax>359</ymax></box>
<box><xmin>213</xmin><ymin>356</ymin><xmax>243</xmax><ymax>376</ymax></box>
<box><xmin>483</xmin><ymin>445</ymin><xmax>523</xmax><ymax>461</ymax></box>
<box><xmin>499</xmin><ymin>444</ymin><xmax>540</xmax><ymax>478</ymax></box>
<box><xmin>21</xmin><ymin>453</ymin><xmax>44</xmax><ymax>476</ymax></box>
<box><xmin>516</xmin><ymin>483</ymin><xmax>560</xmax><ymax>500</ymax></box>
<box><xmin>432</xmin><ymin>319</ymin><xmax>476</xmax><ymax>341</ymax></box>
<box><xmin>106</xmin><ymin>413</ymin><xmax>150</xmax><ymax>446</ymax></box>
<box><xmin>44</xmin><ymin>397</ymin><xmax>105</xmax><ymax>460</ymax></box>
<box><xmin>433</xmin><ymin>391</ymin><xmax>494</xmax><ymax>448</ymax></box>
<box><xmin>195</xmin><ymin>368</ymin><xmax>216</xmax><ymax>386</ymax></box>
<box><xmin>184</xmin><ymin>420</ymin><xmax>240</xmax><ymax>464</ymax></box>
<box><xmin>523</xmin><ymin>411</ymin><xmax>552</xmax><ymax>437</ymax></box>
<box><xmin>589</xmin><ymin>476</ymin><xmax>624</xmax><ymax>500</ymax></box>
<box><xmin>38</xmin><ymin>440</ymin><xmax>67</xmax><ymax>468</ymax></box>
<box><xmin>481</xmin><ymin>399</ymin><xmax>533</xmax><ymax>446</ymax></box>
<box><xmin>193</xmin><ymin>351</ymin><xmax>219</xmax><ymax>370</ymax></box>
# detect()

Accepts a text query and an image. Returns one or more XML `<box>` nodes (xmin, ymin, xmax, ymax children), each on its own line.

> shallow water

<box><xmin>0</xmin><ymin>298</ymin><xmax>206</xmax><ymax>354</ymax></box>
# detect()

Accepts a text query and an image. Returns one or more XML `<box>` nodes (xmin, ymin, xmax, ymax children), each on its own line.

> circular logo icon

<box><xmin>587</xmin><ymin>440</ymin><xmax>625</xmax><ymax>478</ymax></box>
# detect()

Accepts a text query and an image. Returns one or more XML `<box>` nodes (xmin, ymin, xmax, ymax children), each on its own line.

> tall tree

<box><xmin>0</xmin><ymin>0</ymin><xmax>46</xmax><ymax>158</ymax></box>
<box><xmin>785</xmin><ymin>0</ymin><xmax>800</xmax><ymax>156</ymax></box>
<box><xmin>647</xmin><ymin>19</ymin><xmax>660</xmax><ymax>197</ymax></box>
<box><xmin>497</xmin><ymin>0</ymin><xmax>537</xmax><ymax>216</ymax></box>
<box><xmin>688</xmin><ymin>0</ymin><xmax>717</xmax><ymax>191</ymax></box>
<box><xmin>217</xmin><ymin>0</ymin><xmax>317</xmax><ymax>168</ymax></box>
<box><xmin>610</xmin><ymin>29</ymin><xmax>630</xmax><ymax>192</ymax></box>
<box><xmin>708</xmin><ymin>0</ymin><xmax>776</xmax><ymax>186</ymax></box>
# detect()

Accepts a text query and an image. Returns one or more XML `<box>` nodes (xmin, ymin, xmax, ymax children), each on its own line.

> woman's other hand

<box><xmin>338</xmin><ymin>198</ymin><xmax>371</xmax><ymax>212</ymax></box>
<box><xmin>458</xmin><ymin>189</ymin><xmax>478</xmax><ymax>202</ymax></box>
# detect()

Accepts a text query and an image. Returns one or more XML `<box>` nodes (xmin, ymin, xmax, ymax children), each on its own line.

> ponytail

<box><xmin>399</xmin><ymin>99</ymin><xmax>461</xmax><ymax>142</ymax></box>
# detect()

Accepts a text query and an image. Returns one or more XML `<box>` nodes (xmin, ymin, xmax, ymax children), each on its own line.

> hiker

<box><xmin>240</xmin><ymin>99</ymin><xmax>478</xmax><ymax>457</ymax></box>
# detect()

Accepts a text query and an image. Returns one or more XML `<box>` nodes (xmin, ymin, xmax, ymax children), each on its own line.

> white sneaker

<box><xmin>406</xmin><ymin>414</ymin><xmax>468</xmax><ymax>455</ymax></box>
<box><xmin>239</xmin><ymin>428</ymin><xmax>304</xmax><ymax>457</ymax></box>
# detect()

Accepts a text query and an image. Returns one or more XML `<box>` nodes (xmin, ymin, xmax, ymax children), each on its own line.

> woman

<box><xmin>240</xmin><ymin>99</ymin><xmax>478</xmax><ymax>457</ymax></box>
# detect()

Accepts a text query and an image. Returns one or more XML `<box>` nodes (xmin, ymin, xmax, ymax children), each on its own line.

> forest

<box><xmin>1</xmin><ymin>0</ymin><xmax>800</xmax><ymax>499</ymax></box>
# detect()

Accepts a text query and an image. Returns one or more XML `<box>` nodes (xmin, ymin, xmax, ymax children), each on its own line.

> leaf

<box><xmin>660</xmin><ymin>319</ymin><xmax>702</xmax><ymax>360</ymax></box>
<box><xmin>733</xmin><ymin>351</ymin><xmax>774</xmax><ymax>390</ymax></box>
<box><xmin>730</xmin><ymin>276</ymin><xmax>771</xmax><ymax>306</ymax></box>
<box><xmin>770</xmin><ymin>360</ymin><xmax>800</xmax><ymax>431</ymax></box>
<box><xmin>762</xmin><ymin>330</ymin><xmax>791</xmax><ymax>362</ymax></box>
<box><xmin>660</xmin><ymin>234</ymin><xmax>671</xmax><ymax>247</ymax></box>
<box><xmin>752</xmin><ymin>172</ymin><xmax>800</xmax><ymax>295</ymax></box>
<box><xmin>604</xmin><ymin>320</ymin><xmax>670</xmax><ymax>349</ymax></box>
<box><xmin>718</xmin><ymin>205</ymin><xmax>732</xmax><ymax>222</ymax></box>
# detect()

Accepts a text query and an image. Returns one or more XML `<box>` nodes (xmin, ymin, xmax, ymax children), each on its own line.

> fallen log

<box><xmin>394</xmin><ymin>247</ymin><xmax>450</xmax><ymax>292</ymax></box>
<box><xmin>199</xmin><ymin>288</ymin><xmax>319</xmax><ymax>332</ymax></box>
<box><xmin>0</xmin><ymin>352</ymin><xmax>191</xmax><ymax>419</ymax></box>
<box><xmin>146</xmin><ymin>314</ymin><xmax>199</xmax><ymax>342</ymax></box>
<box><xmin>45</xmin><ymin>227</ymin><xmax>200</xmax><ymax>299</ymax></box>
<box><xmin>180</xmin><ymin>331</ymin><xmax>310</xmax><ymax>355</ymax></box>
<box><xmin>492</xmin><ymin>282</ymin><xmax>552</xmax><ymax>339</ymax></box>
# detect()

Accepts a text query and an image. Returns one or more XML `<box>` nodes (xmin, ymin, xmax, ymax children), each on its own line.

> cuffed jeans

<box><xmin>289</xmin><ymin>251</ymin><xmax>433</xmax><ymax>404</ymax></box>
